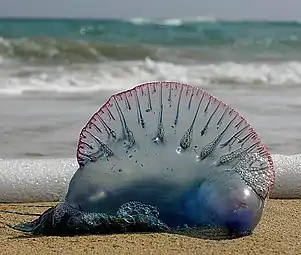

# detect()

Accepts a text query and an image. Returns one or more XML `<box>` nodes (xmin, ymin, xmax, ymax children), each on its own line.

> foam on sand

<box><xmin>0</xmin><ymin>155</ymin><xmax>300</xmax><ymax>203</ymax></box>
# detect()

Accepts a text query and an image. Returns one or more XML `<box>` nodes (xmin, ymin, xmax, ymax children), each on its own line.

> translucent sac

<box><xmin>10</xmin><ymin>81</ymin><xmax>274</xmax><ymax>237</ymax></box>
<box><xmin>66</xmin><ymin>81</ymin><xmax>273</xmax><ymax>236</ymax></box>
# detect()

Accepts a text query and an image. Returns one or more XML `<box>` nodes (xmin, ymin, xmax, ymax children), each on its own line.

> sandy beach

<box><xmin>0</xmin><ymin>200</ymin><xmax>300</xmax><ymax>255</ymax></box>
<box><xmin>1</xmin><ymin>17</ymin><xmax>301</xmax><ymax>255</ymax></box>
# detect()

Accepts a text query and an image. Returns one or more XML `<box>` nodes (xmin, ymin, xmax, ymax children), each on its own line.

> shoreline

<box><xmin>1</xmin><ymin>200</ymin><xmax>300</xmax><ymax>255</ymax></box>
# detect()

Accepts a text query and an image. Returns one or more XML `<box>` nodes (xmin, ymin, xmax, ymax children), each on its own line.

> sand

<box><xmin>0</xmin><ymin>200</ymin><xmax>300</xmax><ymax>255</ymax></box>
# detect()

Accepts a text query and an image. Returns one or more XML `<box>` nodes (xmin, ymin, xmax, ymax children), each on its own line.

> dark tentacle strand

<box><xmin>5</xmin><ymin>203</ymin><xmax>169</xmax><ymax>236</ymax></box>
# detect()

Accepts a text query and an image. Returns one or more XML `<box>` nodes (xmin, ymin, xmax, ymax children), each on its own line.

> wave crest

<box><xmin>0</xmin><ymin>37</ymin><xmax>158</xmax><ymax>62</ymax></box>
<box><xmin>127</xmin><ymin>16</ymin><xmax>217</xmax><ymax>26</ymax></box>
<box><xmin>0</xmin><ymin>59</ymin><xmax>300</xmax><ymax>96</ymax></box>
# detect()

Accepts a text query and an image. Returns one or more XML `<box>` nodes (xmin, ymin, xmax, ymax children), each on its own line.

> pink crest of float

<box><xmin>76</xmin><ymin>81</ymin><xmax>275</xmax><ymax>195</ymax></box>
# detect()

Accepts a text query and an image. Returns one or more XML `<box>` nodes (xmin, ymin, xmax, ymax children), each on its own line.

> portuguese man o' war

<box><xmin>0</xmin><ymin>81</ymin><xmax>279</xmax><ymax>238</ymax></box>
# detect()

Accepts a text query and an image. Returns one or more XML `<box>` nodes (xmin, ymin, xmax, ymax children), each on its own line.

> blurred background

<box><xmin>1</xmin><ymin>0</ymin><xmax>301</xmax><ymax>158</ymax></box>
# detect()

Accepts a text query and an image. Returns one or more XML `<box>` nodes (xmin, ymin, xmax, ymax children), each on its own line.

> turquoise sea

<box><xmin>2</xmin><ymin>18</ymin><xmax>301</xmax><ymax>63</ymax></box>
<box><xmin>0</xmin><ymin>18</ymin><xmax>301</xmax><ymax>158</ymax></box>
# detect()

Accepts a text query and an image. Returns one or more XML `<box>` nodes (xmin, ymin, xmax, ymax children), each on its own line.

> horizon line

<box><xmin>0</xmin><ymin>16</ymin><xmax>300</xmax><ymax>23</ymax></box>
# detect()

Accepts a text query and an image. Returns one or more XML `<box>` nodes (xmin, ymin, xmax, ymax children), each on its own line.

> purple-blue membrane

<box><xmin>177</xmin><ymin>171</ymin><xmax>263</xmax><ymax>236</ymax></box>
<box><xmin>65</xmin><ymin>167</ymin><xmax>263</xmax><ymax>237</ymax></box>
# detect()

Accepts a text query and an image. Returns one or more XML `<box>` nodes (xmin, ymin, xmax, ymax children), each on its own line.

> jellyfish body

<box><xmin>10</xmin><ymin>81</ymin><xmax>274</xmax><ymax>238</ymax></box>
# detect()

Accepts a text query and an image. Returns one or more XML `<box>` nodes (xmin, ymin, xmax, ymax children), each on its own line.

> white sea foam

<box><xmin>0</xmin><ymin>59</ymin><xmax>301</xmax><ymax>96</ymax></box>
<box><xmin>0</xmin><ymin>154</ymin><xmax>300</xmax><ymax>202</ymax></box>
<box><xmin>128</xmin><ymin>16</ymin><xmax>216</xmax><ymax>26</ymax></box>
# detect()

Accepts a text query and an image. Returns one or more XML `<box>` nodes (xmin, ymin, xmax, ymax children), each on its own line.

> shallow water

<box><xmin>1</xmin><ymin>82</ymin><xmax>300</xmax><ymax>159</ymax></box>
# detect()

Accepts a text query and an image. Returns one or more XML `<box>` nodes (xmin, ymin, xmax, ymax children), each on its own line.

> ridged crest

<box><xmin>76</xmin><ymin>81</ymin><xmax>274</xmax><ymax>198</ymax></box>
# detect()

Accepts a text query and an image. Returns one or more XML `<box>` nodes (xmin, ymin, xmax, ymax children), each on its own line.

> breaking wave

<box><xmin>1</xmin><ymin>18</ymin><xmax>301</xmax><ymax>96</ymax></box>
<box><xmin>1</xmin><ymin>59</ymin><xmax>301</xmax><ymax>96</ymax></box>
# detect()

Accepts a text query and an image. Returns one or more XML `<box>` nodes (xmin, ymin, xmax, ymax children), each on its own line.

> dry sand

<box><xmin>0</xmin><ymin>200</ymin><xmax>300</xmax><ymax>255</ymax></box>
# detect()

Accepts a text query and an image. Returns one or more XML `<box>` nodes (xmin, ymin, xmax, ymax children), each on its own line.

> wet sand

<box><xmin>0</xmin><ymin>200</ymin><xmax>300</xmax><ymax>255</ymax></box>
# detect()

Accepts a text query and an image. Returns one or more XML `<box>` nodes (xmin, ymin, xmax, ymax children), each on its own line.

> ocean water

<box><xmin>1</xmin><ymin>17</ymin><xmax>301</xmax><ymax>159</ymax></box>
